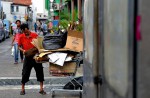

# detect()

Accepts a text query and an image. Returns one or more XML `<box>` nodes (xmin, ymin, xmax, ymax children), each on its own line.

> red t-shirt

<box><xmin>18</xmin><ymin>32</ymin><xmax>38</xmax><ymax>51</ymax></box>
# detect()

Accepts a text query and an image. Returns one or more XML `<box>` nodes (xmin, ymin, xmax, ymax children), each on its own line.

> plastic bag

<box><xmin>42</xmin><ymin>30</ymin><xmax>68</xmax><ymax>50</ymax></box>
<box><xmin>11</xmin><ymin>46</ymin><xmax>14</xmax><ymax>56</ymax></box>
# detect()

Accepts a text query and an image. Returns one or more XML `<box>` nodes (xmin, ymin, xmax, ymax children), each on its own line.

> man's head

<box><xmin>16</xmin><ymin>20</ymin><xmax>21</xmax><ymax>27</ymax></box>
<box><xmin>20</xmin><ymin>24</ymin><xmax>30</xmax><ymax>36</ymax></box>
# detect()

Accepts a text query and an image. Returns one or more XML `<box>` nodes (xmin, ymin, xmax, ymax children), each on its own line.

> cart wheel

<box><xmin>79</xmin><ymin>92</ymin><xmax>82</xmax><ymax>98</ymax></box>
<box><xmin>51</xmin><ymin>91</ymin><xmax>55</xmax><ymax>98</ymax></box>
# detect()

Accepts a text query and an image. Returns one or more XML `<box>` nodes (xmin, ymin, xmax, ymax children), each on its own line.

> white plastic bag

<box><xmin>11</xmin><ymin>46</ymin><xmax>14</xmax><ymax>56</ymax></box>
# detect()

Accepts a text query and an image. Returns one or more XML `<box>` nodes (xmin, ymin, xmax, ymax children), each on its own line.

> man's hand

<box><xmin>18</xmin><ymin>46</ymin><xmax>25</xmax><ymax>54</ymax></box>
<box><xmin>23</xmin><ymin>50</ymin><xmax>26</xmax><ymax>55</ymax></box>
<box><xmin>11</xmin><ymin>43</ymin><xmax>13</xmax><ymax>46</ymax></box>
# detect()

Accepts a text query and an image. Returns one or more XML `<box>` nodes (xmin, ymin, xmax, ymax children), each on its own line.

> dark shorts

<box><xmin>21</xmin><ymin>57</ymin><xmax>44</xmax><ymax>84</ymax></box>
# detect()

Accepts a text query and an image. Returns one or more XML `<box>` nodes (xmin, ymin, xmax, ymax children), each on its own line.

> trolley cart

<box><xmin>49</xmin><ymin>60</ymin><xmax>83</xmax><ymax>98</ymax></box>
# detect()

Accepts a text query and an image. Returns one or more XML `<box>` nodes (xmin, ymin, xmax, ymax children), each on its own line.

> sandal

<box><xmin>14</xmin><ymin>62</ymin><xmax>18</xmax><ymax>64</ymax></box>
<box><xmin>20</xmin><ymin>90</ymin><xmax>25</xmax><ymax>95</ymax></box>
<box><xmin>39</xmin><ymin>90</ymin><xmax>46</xmax><ymax>95</ymax></box>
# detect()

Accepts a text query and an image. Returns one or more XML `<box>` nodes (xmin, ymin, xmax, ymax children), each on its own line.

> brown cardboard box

<box><xmin>65</xmin><ymin>30</ymin><xmax>83</xmax><ymax>52</ymax></box>
<box><xmin>49</xmin><ymin>61</ymin><xmax>77</xmax><ymax>75</ymax></box>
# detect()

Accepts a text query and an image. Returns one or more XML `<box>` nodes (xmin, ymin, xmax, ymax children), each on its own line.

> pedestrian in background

<box><xmin>48</xmin><ymin>21</ymin><xmax>53</xmax><ymax>29</ymax></box>
<box><xmin>34</xmin><ymin>22</ymin><xmax>37</xmax><ymax>32</ymax></box>
<box><xmin>18</xmin><ymin>23</ymin><xmax>46</xmax><ymax>95</ymax></box>
<box><xmin>41</xmin><ymin>22</ymin><xmax>48</xmax><ymax>36</ymax></box>
<box><xmin>37</xmin><ymin>20</ymin><xmax>42</xmax><ymax>34</ymax></box>
<box><xmin>11</xmin><ymin>20</ymin><xmax>24</xmax><ymax>64</ymax></box>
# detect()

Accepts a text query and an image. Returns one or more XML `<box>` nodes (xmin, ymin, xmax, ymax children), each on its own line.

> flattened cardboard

<box><xmin>65</xmin><ymin>30</ymin><xmax>83</xmax><ymax>52</ymax></box>
<box><xmin>65</xmin><ymin>36</ymin><xmax>83</xmax><ymax>52</ymax></box>
<box><xmin>49</xmin><ymin>62</ymin><xmax>76</xmax><ymax>74</ymax></box>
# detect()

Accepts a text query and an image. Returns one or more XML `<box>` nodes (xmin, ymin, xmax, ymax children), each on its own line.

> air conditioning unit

<box><xmin>52</xmin><ymin>3</ymin><xmax>60</xmax><ymax>10</ymax></box>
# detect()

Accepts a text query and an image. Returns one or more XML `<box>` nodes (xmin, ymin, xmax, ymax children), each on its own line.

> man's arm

<box><xmin>11</xmin><ymin>36</ymin><xmax>15</xmax><ymax>46</ymax></box>
<box><xmin>11</xmin><ymin>30</ymin><xmax>16</xmax><ymax>46</ymax></box>
<box><xmin>18</xmin><ymin>46</ymin><xmax>25</xmax><ymax>54</ymax></box>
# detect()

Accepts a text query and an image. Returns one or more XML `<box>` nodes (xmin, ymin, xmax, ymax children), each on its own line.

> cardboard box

<box><xmin>49</xmin><ymin>61</ymin><xmax>77</xmax><ymax>75</ymax></box>
<box><xmin>65</xmin><ymin>30</ymin><xmax>83</xmax><ymax>52</ymax></box>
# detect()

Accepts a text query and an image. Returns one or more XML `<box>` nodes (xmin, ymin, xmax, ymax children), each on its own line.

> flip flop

<box><xmin>20</xmin><ymin>91</ymin><xmax>25</xmax><ymax>95</ymax></box>
<box><xmin>39</xmin><ymin>90</ymin><xmax>46</xmax><ymax>95</ymax></box>
<box><xmin>14</xmin><ymin>62</ymin><xmax>18</xmax><ymax>64</ymax></box>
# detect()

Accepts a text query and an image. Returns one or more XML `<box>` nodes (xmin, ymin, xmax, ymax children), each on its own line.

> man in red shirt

<box><xmin>18</xmin><ymin>24</ymin><xmax>46</xmax><ymax>95</ymax></box>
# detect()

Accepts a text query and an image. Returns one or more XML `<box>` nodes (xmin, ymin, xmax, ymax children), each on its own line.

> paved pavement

<box><xmin>0</xmin><ymin>37</ymin><xmax>83</xmax><ymax>98</ymax></box>
<box><xmin>0</xmin><ymin>89</ymin><xmax>81</xmax><ymax>98</ymax></box>
<box><xmin>0</xmin><ymin>37</ymin><xmax>83</xmax><ymax>77</ymax></box>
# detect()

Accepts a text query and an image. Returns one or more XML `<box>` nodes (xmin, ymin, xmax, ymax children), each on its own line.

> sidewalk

<box><xmin>0</xmin><ymin>37</ymin><xmax>83</xmax><ymax>77</ymax></box>
<box><xmin>0</xmin><ymin>37</ymin><xmax>83</xmax><ymax>98</ymax></box>
<box><xmin>0</xmin><ymin>89</ymin><xmax>80</xmax><ymax>98</ymax></box>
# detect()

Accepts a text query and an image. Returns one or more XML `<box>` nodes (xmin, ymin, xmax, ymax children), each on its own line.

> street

<box><xmin>1</xmin><ymin>0</ymin><xmax>149</xmax><ymax>97</ymax></box>
<box><xmin>0</xmin><ymin>37</ymin><xmax>83</xmax><ymax>98</ymax></box>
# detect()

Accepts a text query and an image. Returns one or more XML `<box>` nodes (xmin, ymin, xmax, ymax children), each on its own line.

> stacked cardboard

<box><xmin>32</xmin><ymin>30</ymin><xmax>83</xmax><ymax>75</ymax></box>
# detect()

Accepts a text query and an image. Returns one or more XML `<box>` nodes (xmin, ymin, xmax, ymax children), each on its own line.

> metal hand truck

<box><xmin>49</xmin><ymin>60</ymin><xmax>83</xmax><ymax>98</ymax></box>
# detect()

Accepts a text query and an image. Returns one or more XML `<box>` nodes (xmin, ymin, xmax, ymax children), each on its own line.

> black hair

<box><xmin>20</xmin><ymin>23</ymin><xmax>29</xmax><ymax>31</ymax></box>
<box><xmin>16</xmin><ymin>20</ymin><xmax>21</xmax><ymax>24</ymax></box>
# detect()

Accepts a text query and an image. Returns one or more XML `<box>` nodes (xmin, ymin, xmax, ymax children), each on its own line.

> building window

<box><xmin>16</xmin><ymin>6</ymin><xmax>19</xmax><ymax>12</ymax></box>
<box><xmin>11</xmin><ymin>5</ymin><xmax>14</xmax><ymax>12</ymax></box>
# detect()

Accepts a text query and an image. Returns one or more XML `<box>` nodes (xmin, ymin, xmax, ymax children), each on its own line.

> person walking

<box><xmin>48</xmin><ymin>21</ymin><xmax>53</xmax><ymax>29</ymax></box>
<box><xmin>34</xmin><ymin>22</ymin><xmax>37</xmax><ymax>32</ymax></box>
<box><xmin>18</xmin><ymin>23</ymin><xmax>46</xmax><ymax>95</ymax></box>
<box><xmin>37</xmin><ymin>21</ymin><xmax>42</xmax><ymax>34</ymax></box>
<box><xmin>11</xmin><ymin>20</ymin><xmax>24</xmax><ymax>64</ymax></box>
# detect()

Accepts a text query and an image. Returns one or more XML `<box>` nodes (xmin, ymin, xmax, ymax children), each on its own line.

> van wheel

<box><xmin>7</xmin><ymin>32</ymin><xmax>10</xmax><ymax>38</ymax></box>
<box><xmin>2</xmin><ymin>35</ymin><xmax>5</xmax><ymax>41</ymax></box>
<box><xmin>7</xmin><ymin>35</ymin><xmax>10</xmax><ymax>38</ymax></box>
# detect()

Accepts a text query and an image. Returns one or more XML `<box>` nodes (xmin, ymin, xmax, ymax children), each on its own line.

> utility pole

<box><xmin>0</xmin><ymin>0</ymin><xmax>2</xmax><ymax>19</ymax></box>
<box><xmin>78</xmin><ymin>0</ymin><xmax>82</xmax><ymax>24</ymax></box>
<box><xmin>59</xmin><ymin>0</ymin><xmax>62</xmax><ymax>19</ymax></box>
<box><xmin>50</xmin><ymin>0</ymin><xmax>54</xmax><ymax>21</ymax></box>
<box><xmin>71</xmin><ymin>0</ymin><xmax>74</xmax><ymax>21</ymax></box>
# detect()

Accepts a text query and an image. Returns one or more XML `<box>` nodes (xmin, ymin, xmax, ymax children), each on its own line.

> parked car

<box><xmin>0</xmin><ymin>19</ymin><xmax>5</xmax><ymax>42</ymax></box>
<box><xmin>4</xmin><ymin>24</ymin><xmax>10</xmax><ymax>39</ymax></box>
<box><xmin>3</xmin><ymin>19</ymin><xmax>10</xmax><ymax>38</ymax></box>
